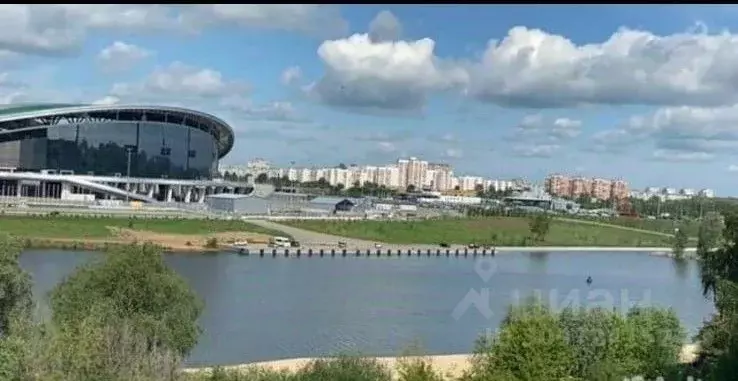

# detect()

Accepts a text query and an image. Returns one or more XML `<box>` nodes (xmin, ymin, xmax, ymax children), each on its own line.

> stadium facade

<box><xmin>0</xmin><ymin>104</ymin><xmax>257</xmax><ymax>203</ymax></box>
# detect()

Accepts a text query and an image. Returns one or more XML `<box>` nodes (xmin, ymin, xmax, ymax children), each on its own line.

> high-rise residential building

<box><xmin>610</xmin><ymin>179</ymin><xmax>629</xmax><ymax>200</ymax></box>
<box><xmin>591</xmin><ymin>178</ymin><xmax>612</xmax><ymax>200</ymax></box>
<box><xmin>570</xmin><ymin>177</ymin><xmax>593</xmax><ymax>198</ymax></box>
<box><xmin>544</xmin><ymin>174</ymin><xmax>571</xmax><ymax>197</ymax></box>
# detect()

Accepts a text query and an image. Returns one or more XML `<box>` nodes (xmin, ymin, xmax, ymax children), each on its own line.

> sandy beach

<box><xmin>184</xmin><ymin>344</ymin><xmax>700</xmax><ymax>379</ymax></box>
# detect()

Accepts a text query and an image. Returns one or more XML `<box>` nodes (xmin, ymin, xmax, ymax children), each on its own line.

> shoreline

<box><xmin>184</xmin><ymin>344</ymin><xmax>700</xmax><ymax>378</ymax></box>
<box><xmin>20</xmin><ymin>237</ymin><xmax>696</xmax><ymax>256</ymax></box>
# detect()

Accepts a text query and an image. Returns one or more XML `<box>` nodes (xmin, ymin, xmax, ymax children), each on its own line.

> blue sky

<box><xmin>1</xmin><ymin>5</ymin><xmax>738</xmax><ymax>194</ymax></box>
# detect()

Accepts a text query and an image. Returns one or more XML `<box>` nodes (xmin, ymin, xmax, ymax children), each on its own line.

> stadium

<box><xmin>0</xmin><ymin>104</ymin><xmax>256</xmax><ymax>204</ymax></box>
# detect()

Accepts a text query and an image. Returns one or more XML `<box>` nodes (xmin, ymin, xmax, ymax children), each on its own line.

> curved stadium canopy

<box><xmin>0</xmin><ymin>103</ymin><xmax>235</xmax><ymax>158</ymax></box>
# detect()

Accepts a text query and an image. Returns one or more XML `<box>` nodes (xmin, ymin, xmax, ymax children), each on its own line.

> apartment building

<box><xmin>545</xmin><ymin>174</ymin><xmax>631</xmax><ymax>201</ymax></box>
<box><xmin>260</xmin><ymin>156</ymin><xmax>513</xmax><ymax>193</ymax></box>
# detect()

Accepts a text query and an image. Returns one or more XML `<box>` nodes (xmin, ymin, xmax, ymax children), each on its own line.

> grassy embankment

<box><xmin>0</xmin><ymin>215</ymin><xmax>288</xmax><ymax>251</ymax></box>
<box><xmin>283</xmin><ymin>217</ymin><xmax>690</xmax><ymax>247</ymax></box>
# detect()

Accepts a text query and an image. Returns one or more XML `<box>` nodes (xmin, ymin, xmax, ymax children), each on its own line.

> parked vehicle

<box><xmin>269</xmin><ymin>236</ymin><xmax>292</xmax><ymax>248</ymax></box>
<box><xmin>468</xmin><ymin>243</ymin><xmax>480</xmax><ymax>249</ymax></box>
<box><xmin>290</xmin><ymin>240</ymin><xmax>301</xmax><ymax>248</ymax></box>
<box><xmin>439</xmin><ymin>242</ymin><xmax>450</xmax><ymax>248</ymax></box>
<box><xmin>338</xmin><ymin>241</ymin><xmax>347</xmax><ymax>248</ymax></box>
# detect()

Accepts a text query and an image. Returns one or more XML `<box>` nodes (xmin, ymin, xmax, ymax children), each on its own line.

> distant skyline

<box><xmin>0</xmin><ymin>5</ymin><xmax>737</xmax><ymax>193</ymax></box>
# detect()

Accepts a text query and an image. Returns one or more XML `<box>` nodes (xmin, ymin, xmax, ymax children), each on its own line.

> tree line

<box><xmin>0</xmin><ymin>210</ymin><xmax>737</xmax><ymax>380</ymax></box>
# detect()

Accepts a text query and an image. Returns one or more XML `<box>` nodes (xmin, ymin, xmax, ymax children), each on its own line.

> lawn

<box><xmin>0</xmin><ymin>215</ymin><xmax>286</xmax><ymax>239</ymax></box>
<box><xmin>283</xmin><ymin>217</ymin><xmax>680</xmax><ymax>247</ymax></box>
<box><xmin>600</xmin><ymin>217</ymin><xmax>700</xmax><ymax>237</ymax></box>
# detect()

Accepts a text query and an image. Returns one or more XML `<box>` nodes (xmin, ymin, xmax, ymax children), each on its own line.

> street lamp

<box><xmin>124</xmin><ymin>145</ymin><xmax>136</xmax><ymax>202</ymax></box>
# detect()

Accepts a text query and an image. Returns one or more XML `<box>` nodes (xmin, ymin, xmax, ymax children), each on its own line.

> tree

<box><xmin>0</xmin><ymin>235</ymin><xmax>31</xmax><ymax>338</ymax></box>
<box><xmin>672</xmin><ymin>226</ymin><xmax>688</xmax><ymax>260</ymax></box>
<box><xmin>694</xmin><ymin>211</ymin><xmax>738</xmax><ymax>379</ymax></box>
<box><xmin>49</xmin><ymin>243</ymin><xmax>203</xmax><ymax>356</ymax></box>
<box><xmin>528</xmin><ymin>213</ymin><xmax>551</xmax><ymax>243</ymax></box>
<box><xmin>465</xmin><ymin>301</ymin><xmax>575</xmax><ymax>381</ymax></box>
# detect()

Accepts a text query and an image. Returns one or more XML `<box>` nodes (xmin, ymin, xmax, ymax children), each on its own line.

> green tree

<box><xmin>49</xmin><ymin>243</ymin><xmax>204</xmax><ymax>356</ymax></box>
<box><xmin>672</xmin><ymin>226</ymin><xmax>688</xmax><ymax>260</ymax></box>
<box><xmin>528</xmin><ymin>214</ymin><xmax>551</xmax><ymax>243</ymax></box>
<box><xmin>465</xmin><ymin>302</ymin><xmax>575</xmax><ymax>381</ymax></box>
<box><xmin>255</xmin><ymin>173</ymin><xmax>269</xmax><ymax>184</ymax></box>
<box><xmin>0</xmin><ymin>235</ymin><xmax>31</xmax><ymax>338</ymax></box>
<box><xmin>694</xmin><ymin>211</ymin><xmax>738</xmax><ymax>379</ymax></box>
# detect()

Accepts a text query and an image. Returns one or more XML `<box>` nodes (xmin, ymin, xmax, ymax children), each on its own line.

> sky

<box><xmin>2</xmin><ymin>5</ymin><xmax>738</xmax><ymax>194</ymax></box>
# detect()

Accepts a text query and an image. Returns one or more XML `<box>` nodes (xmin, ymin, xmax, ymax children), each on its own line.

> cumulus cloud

<box><xmin>592</xmin><ymin>105</ymin><xmax>738</xmax><ymax>159</ymax></box>
<box><xmin>281</xmin><ymin>66</ymin><xmax>302</xmax><ymax>85</ymax></box>
<box><xmin>728</xmin><ymin>164</ymin><xmax>738</xmax><ymax>172</ymax></box>
<box><xmin>97</xmin><ymin>41</ymin><xmax>151</xmax><ymax>72</ymax></box>
<box><xmin>0</xmin><ymin>5</ymin><xmax>347</xmax><ymax>57</ymax></box>
<box><xmin>368</xmin><ymin>10</ymin><xmax>402</xmax><ymax>43</ymax></box>
<box><xmin>466</xmin><ymin>26</ymin><xmax>738</xmax><ymax>108</ymax></box>
<box><xmin>307</xmin><ymin>12</ymin><xmax>467</xmax><ymax>113</ymax></box>
<box><xmin>444</xmin><ymin>148</ymin><xmax>463</xmax><ymax>158</ymax></box>
<box><xmin>509</xmin><ymin>114</ymin><xmax>583</xmax><ymax>144</ymax></box>
<box><xmin>109</xmin><ymin>62</ymin><xmax>247</xmax><ymax>102</ymax></box>
<box><xmin>221</xmin><ymin>96</ymin><xmax>309</xmax><ymax>123</ymax></box>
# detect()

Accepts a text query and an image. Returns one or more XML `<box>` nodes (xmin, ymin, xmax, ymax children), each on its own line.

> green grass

<box><xmin>283</xmin><ymin>217</ymin><xmax>682</xmax><ymax>247</ymax></box>
<box><xmin>0</xmin><ymin>215</ymin><xmax>286</xmax><ymax>239</ymax></box>
<box><xmin>597</xmin><ymin>217</ymin><xmax>700</xmax><ymax>237</ymax></box>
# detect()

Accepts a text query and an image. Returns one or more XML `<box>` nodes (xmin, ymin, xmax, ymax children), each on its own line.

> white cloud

<box><xmin>377</xmin><ymin>141</ymin><xmax>396</xmax><ymax>152</ymax></box>
<box><xmin>368</xmin><ymin>10</ymin><xmax>402</xmax><ymax>43</ymax></box>
<box><xmin>444</xmin><ymin>148</ymin><xmax>463</xmax><ymax>158</ymax></box>
<box><xmin>281</xmin><ymin>66</ymin><xmax>302</xmax><ymax>85</ymax></box>
<box><xmin>652</xmin><ymin>149</ymin><xmax>714</xmax><ymax>162</ymax></box>
<box><xmin>509</xmin><ymin>114</ymin><xmax>582</xmax><ymax>144</ymax></box>
<box><xmin>92</xmin><ymin>95</ymin><xmax>120</xmax><ymax>105</ymax></box>
<box><xmin>97</xmin><ymin>41</ymin><xmax>151</xmax><ymax>72</ymax></box>
<box><xmin>593</xmin><ymin>104</ymin><xmax>738</xmax><ymax>158</ymax></box>
<box><xmin>727</xmin><ymin>164</ymin><xmax>738</xmax><ymax>172</ymax></box>
<box><xmin>221</xmin><ymin>96</ymin><xmax>308</xmax><ymax>123</ymax></box>
<box><xmin>512</xmin><ymin>144</ymin><xmax>560</xmax><ymax>158</ymax></box>
<box><xmin>109</xmin><ymin>62</ymin><xmax>247</xmax><ymax>102</ymax></box>
<box><xmin>466</xmin><ymin>26</ymin><xmax>738</xmax><ymax>108</ymax></box>
<box><xmin>0</xmin><ymin>5</ymin><xmax>347</xmax><ymax>57</ymax></box>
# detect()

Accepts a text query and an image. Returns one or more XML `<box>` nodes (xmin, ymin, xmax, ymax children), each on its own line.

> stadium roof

<box><xmin>0</xmin><ymin>103</ymin><xmax>235</xmax><ymax>158</ymax></box>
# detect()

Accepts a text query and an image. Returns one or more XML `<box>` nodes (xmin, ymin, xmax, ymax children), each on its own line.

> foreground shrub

<box><xmin>396</xmin><ymin>356</ymin><xmax>445</xmax><ymax>381</ymax></box>
<box><xmin>49</xmin><ymin>243</ymin><xmax>204</xmax><ymax>356</ymax></box>
<box><xmin>464</xmin><ymin>300</ymin><xmax>687</xmax><ymax>381</ymax></box>
<box><xmin>294</xmin><ymin>356</ymin><xmax>392</xmax><ymax>381</ymax></box>
<box><xmin>465</xmin><ymin>302</ymin><xmax>575</xmax><ymax>381</ymax></box>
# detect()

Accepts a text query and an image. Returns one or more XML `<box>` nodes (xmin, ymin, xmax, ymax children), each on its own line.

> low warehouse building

<box><xmin>205</xmin><ymin>194</ymin><xmax>256</xmax><ymax>214</ymax></box>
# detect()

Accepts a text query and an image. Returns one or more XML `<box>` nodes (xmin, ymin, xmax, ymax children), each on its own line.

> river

<box><xmin>20</xmin><ymin>249</ymin><xmax>714</xmax><ymax>367</ymax></box>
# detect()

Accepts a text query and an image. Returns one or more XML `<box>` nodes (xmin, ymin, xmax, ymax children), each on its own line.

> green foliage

<box><xmin>466</xmin><ymin>302</ymin><xmax>575</xmax><ymax>381</ymax></box>
<box><xmin>672</xmin><ymin>226</ymin><xmax>689</xmax><ymax>259</ymax></box>
<box><xmin>464</xmin><ymin>301</ymin><xmax>685</xmax><ymax>381</ymax></box>
<box><xmin>396</xmin><ymin>357</ymin><xmax>445</xmax><ymax>381</ymax></box>
<box><xmin>294</xmin><ymin>356</ymin><xmax>392</xmax><ymax>381</ymax></box>
<box><xmin>49</xmin><ymin>243</ymin><xmax>204</xmax><ymax>356</ymax></box>
<box><xmin>204</xmin><ymin>237</ymin><xmax>219</xmax><ymax>249</ymax></box>
<box><xmin>528</xmin><ymin>214</ymin><xmax>552</xmax><ymax>242</ymax></box>
<box><xmin>0</xmin><ymin>234</ymin><xmax>32</xmax><ymax>337</ymax></box>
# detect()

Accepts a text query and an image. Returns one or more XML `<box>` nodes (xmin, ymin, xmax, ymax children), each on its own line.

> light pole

<box><xmin>125</xmin><ymin>146</ymin><xmax>134</xmax><ymax>202</ymax></box>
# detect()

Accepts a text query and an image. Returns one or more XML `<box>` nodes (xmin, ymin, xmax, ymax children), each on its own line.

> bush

<box><xmin>396</xmin><ymin>356</ymin><xmax>445</xmax><ymax>381</ymax></box>
<box><xmin>204</xmin><ymin>237</ymin><xmax>219</xmax><ymax>249</ymax></box>
<box><xmin>294</xmin><ymin>356</ymin><xmax>392</xmax><ymax>381</ymax></box>
<box><xmin>49</xmin><ymin>243</ymin><xmax>204</xmax><ymax>356</ymax></box>
<box><xmin>465</xmin><ymin>302</ymin><xmax>575</xmax><ymax>381</ymax></box>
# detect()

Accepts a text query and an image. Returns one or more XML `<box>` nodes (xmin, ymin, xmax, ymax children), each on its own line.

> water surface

<box><xmin>20</xmin><ymin>250</ymin><xmax>714</xmax><ymax>366</ymax></box>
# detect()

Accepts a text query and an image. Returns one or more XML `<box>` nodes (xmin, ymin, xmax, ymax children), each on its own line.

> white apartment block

<box><xmin>260</xmin><ymin>156</ymin><xmax>515</xmax><ymax>193</ymax></box>
<box><xmin>630</xmin><ymin>186</ymin><xmax>716</xmax><ymax>201</ymax></box>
